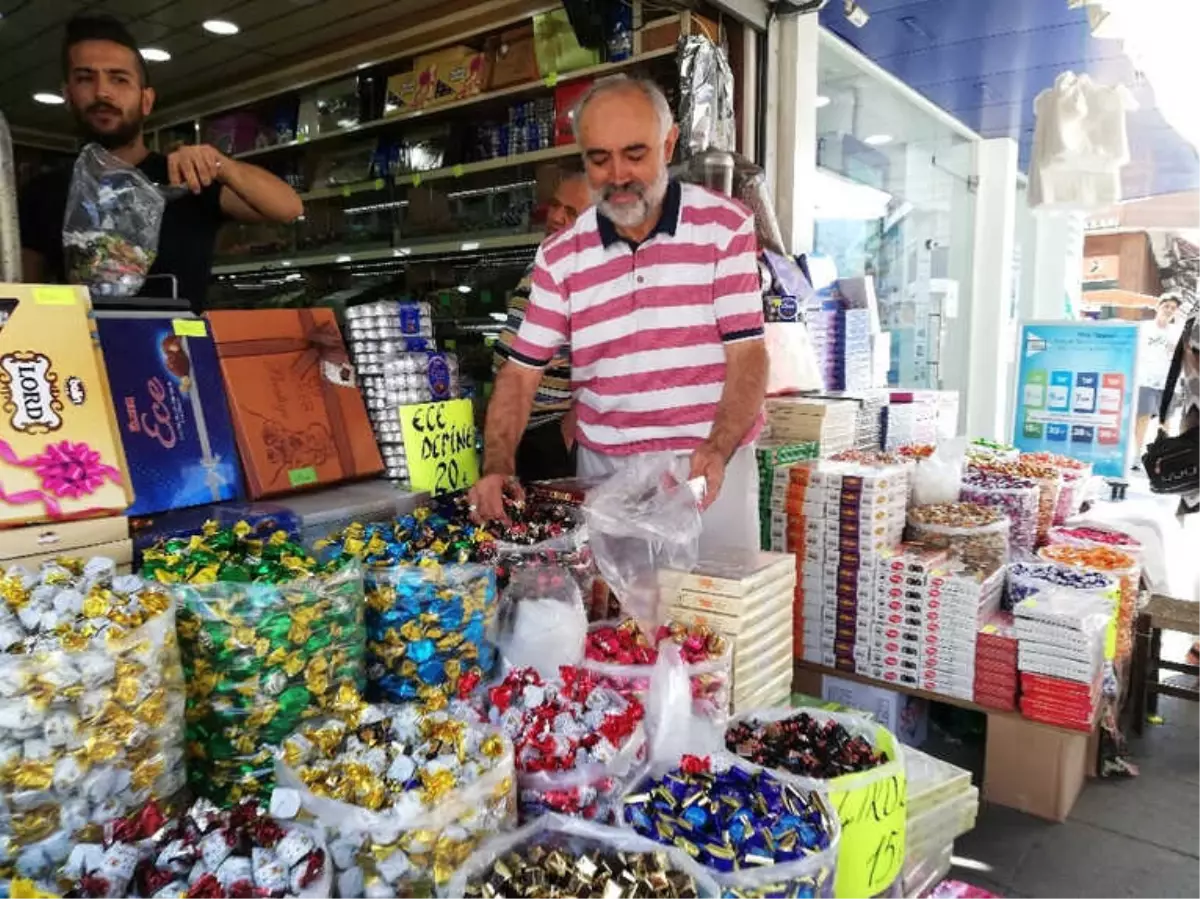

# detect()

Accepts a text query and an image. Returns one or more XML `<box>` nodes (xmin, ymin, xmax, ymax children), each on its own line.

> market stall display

<box><xmin>144</xmin><ymin>524</ymin><xmax>365</xmax><ymax>803</ymax></box>
<box><xmin>906</xmin><ymin>502</ymin><xmax>1010</xmax><ymax>577</ymax></box>
<box><xmin>901</xmin><ymin>747</ymin><xmax>979</xmax><ymax>898</ymax></box>
<box><xmin>959</xmin><ymin>470</ymin><xmax>1039</xmax><ymax>553</ymax></box>
<box><xmin>1037</xmin><ymin>544</ymin><xmax>1140</xmax><ymax>659</ymax></box>
<box><xmin>969</xmin><ymin>457</ymin><xmax>1062</xmax><ymax>545</ymax></box>
<box><xmin>974</xmin><ymin>611</ymin><xmax>1019</xmax><ymax>711</ymax></box>
<box><xmin>0</xmin><ymin>559</ymin><xmax>185</xmax><ymax>879</ymax></box>
<box><xmin>1023</xmin><ymin>452</ymin><xmax>1092</xmax><ymax>524</ymax></box>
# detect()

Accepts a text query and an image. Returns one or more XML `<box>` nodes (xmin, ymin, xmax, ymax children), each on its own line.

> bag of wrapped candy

<box><xmin>0</xmin><ymin>559</ymin><xmax>186</xmax><ymax>880</ymax></box>
<box><xmin>495</xmin><ymin>566</ymin><xmax>588</xmax><ymax>678</ymax></box>
<box><xmin>582</xmin><ymin>454</ymin><xmax>703</xmax><ymax>634</ymax></box>
<box><xmin>580</xmin><ymin>618</ymin><xmax>733</xmax><ymax>724</ymax></box>
<box><xmin>62</xmin><ymin>143</ymin><xmax>165</xmax><ymax>297</ymax></box>
<box><xmin>491</xmin><ymin>498</ymin><xmax>595</xmax><ymax>595</ymax></box>
<box><xmin>724</xmin><ymin>707</ymin><xmax>907</xmax><ymax>899</ymax></box>
<box><xmin>906</xmin><ymin>502</ymin><xmax>1011</xmax><ymax>577</ymax></box>
<box><xmin>959</xmin><ymin>470</ymin><xmax>1040</xmax><ymax>553</ymax></box>
<box><xmin>1036</xmin><ymin>544</ymin><xmax>1141</xmax><ymax>659</ymax></box>
<box><xmin>59</xmin><ymin>798</ymin><xmax>331</xmax><ymax>898</ymax></box>
<box><xmin>271</xmin><ymin>706</ymin><xmax>516</xmax><ymax>898</ymax></box>
<box><xmin>486</xmin><ymin>666</ymin><xmax>648</xmax><ymax>823</ymax></box>
<box><xmin>444</xmin><ymin>811</ymin><xmax>722</xmax><ymax>898</ymax></box>
<box><xmin>144</xmin><ymin>525</ymin><xmax>366</xmax><ymax>805</ymax></box>
<box><xmin>618</xmin><ymin>752</ymin><xmax>840</xmax><ymax>899</ymax></box>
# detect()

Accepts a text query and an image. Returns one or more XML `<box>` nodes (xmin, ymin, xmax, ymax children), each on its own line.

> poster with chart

<box><xmin>1012</xmin><ymin>321</ymin><xmax>1139</xmax><ymax>478</ymax></box>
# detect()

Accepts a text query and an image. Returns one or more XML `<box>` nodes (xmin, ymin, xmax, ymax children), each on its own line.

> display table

<box><xmin>793</xmin><ymin>660</ymin><xmax>1101</xmax><ymax>822</ymax></box>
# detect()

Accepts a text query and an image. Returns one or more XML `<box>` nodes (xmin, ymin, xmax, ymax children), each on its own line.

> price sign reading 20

<box><xmin>399</xmin><ymin>399</ymin><xmax>480</xmax><ymax>495</ymax></box>
<box><xmin>831</xmin><ymin>770</ymin><xmax>907</xmax><ymax>898</ymax></box>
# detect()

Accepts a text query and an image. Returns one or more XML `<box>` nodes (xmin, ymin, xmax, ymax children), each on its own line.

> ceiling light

<box><xmin>456</xmin><ymin>284</ymin><xmax>472</xmax><ymax>294</ymax></box>
<box><xmin>203</xmin><ymin>19</ymin><xmax>239</xmax><ymax>35</ymax></box>
<box><xmin>863</xmin><ymin>133</ymin><xmax>893</xmax><ymax>146</ymax></box>
<box><xmin>334</xmin><ymin>254</ymin><xmax>352</xmax><ymax>263</ymax></box>
<box><xmin>32</xmin><ymin>92</ymin><xmax>64</xmax><ymax>105</ymax></box>
<box><xmin>815</xmin><ymin>95</ymin><xmax>831</xmax><ymax>109</ymax></box>
<box><xmin>140</xmin><ymin>47</ymin><xmax>171</xmax><ymax>62</ymax></box>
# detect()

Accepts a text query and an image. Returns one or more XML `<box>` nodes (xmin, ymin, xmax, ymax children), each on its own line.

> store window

<box><xmin>813</xmin><ymin>31</ymin><xmax>978</xmax><ymax>391</ymax></box>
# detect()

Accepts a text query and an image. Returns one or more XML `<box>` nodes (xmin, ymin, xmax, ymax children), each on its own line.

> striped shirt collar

<box><xmin>596</xmin><ymin>178</ymin><xmax>682</xmax><ymax>249</ymax></box>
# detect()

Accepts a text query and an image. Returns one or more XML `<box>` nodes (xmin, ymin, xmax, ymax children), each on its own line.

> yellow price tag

<box><xmin>374</xmin><ymin>178</ymin><xmax>385</xmax><ymax>190</ymax></box>
<box><xmin>399</xmin><ymin>398</ymin><xmax>479</xmax><ymax>496</ymax></box>
<box><xmin>341</xmin><ymin>186</ymin><xmax>352</xmax><ymax>198</ymax></box>
<box><xmin>172</xmin><ymin>319</ymin><xmax>207</xmax><ymax>337</ymax></box>
<box><xmin>296</xmin><ymin>133</ymin><xmax>309</xmax><ymax>144</ymax></box>
<box><xmin>981</xmin><ymin>624</ymin><xmax>997</xmax><ymax>634</ymax></box>
<box><xmin>830</xmin><ymin>762</ymin><xmax>906</xmax><ymax>897</ymax></box>
<box><xmin>544</xmin><ymin>72</ymin><xmax>558</xmax><ymax>87</ymax></box>
<box><xmin>33</xmin><ymin>285</ymin><xmax>78</xmax><ymax>305</ymax></box>
<box><xmin>452</xmin><ymin>164</ymin><xmax>464</xmax><ymax>177</ymax></box>
<box><xmin>412</xmin><ymin>173</ymin><xmax>422</xmax><ymax>187</ymax></box>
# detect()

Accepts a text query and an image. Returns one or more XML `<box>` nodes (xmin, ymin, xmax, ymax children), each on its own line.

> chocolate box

<box><xmin>95</xmin><ymin>312</ymin><xmax>242</xmax><ymax>516</ymax></box>
<box><xmin>0</xmin><ymin>284</ymin><xmax>130</xmax><ymax>527</ymax></box>
<box><xmin>205</xmin><ymin>308</ymin><xmax>383</xmax><ymax>499</ymax></box>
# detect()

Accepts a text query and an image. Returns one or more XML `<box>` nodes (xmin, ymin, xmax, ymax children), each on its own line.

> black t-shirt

<box><xmin>18</xmin><ymin>151</ymin><xmax>226</xmax><ymax>310</ymax></box>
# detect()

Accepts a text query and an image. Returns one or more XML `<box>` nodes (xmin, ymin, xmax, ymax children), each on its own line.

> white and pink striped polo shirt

<box><xmin>500</xmin><ymin>180</ymin><xmax>766</xmax><ymax>456</ymax></box>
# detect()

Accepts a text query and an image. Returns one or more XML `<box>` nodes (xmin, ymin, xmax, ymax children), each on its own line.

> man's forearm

<box><xmin>221</xmin><ymin>159</ymin><xmax>303</xmax><ymax>223</ymax></box>
<box><xmin>705</xmin><ymin>341</ymin><xmax>769</xmax><ymax>459</ymax></box>
<box><xmin>483</xmin><ymin>363</ymin><xmax>539</xmax><ymax>477</ymax></box>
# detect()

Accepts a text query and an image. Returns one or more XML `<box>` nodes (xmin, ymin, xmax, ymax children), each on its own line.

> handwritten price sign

<box><xmin>830</xmin><ymin>766</ymin><xmax>907</xmax><ymax>897</ymax></box>
<box><xmin>399</xmin><ymin>399</ymin><xmax>479</xmax><ymax>495</ymax></box>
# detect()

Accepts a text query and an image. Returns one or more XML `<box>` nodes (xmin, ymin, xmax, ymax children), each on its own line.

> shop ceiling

<box><xmin>0</xmin><ymin>0</ymin><xmax>446</xmax><ymax>134</ymax></box>
<box><xmin>820</xmin><ymin>0</ymin><xmax>1200</xmax><ymax>200</ymax></box>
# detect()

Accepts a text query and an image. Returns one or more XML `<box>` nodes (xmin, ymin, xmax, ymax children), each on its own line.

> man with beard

<box><xmin>19</xmin><ymin>14</ymin><xmax>302</xmax><ymax>309</ymax></box>
<box><xmin>470</xmin><ymin>75</ymin><xmax>768</xmax><ymax>553</ymax></box>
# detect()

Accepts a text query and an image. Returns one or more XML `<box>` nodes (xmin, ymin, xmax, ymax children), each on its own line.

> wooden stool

<box><xmin>1131</xmin><ymin>594</ymin><xmax>1200</xmax><ymax>734</ymax></box>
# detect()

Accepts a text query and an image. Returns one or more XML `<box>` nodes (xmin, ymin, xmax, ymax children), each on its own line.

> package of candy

<box><xmin>907</xmin><ymin>503</ymin><xmax>1010</xmax><ymax>576</ymax></box>
<box><xmin>1037</xmin><ymin>544</ymin><xmax>1140</xmax><ymax>659</ymax></box>
<box><xmin>0</xmin><ymin>559</ymin><xmax>186</xmax><ymax>879</ymax></box>
<box><xmin>959</xmin><ymin>470</ymin><xmax>1039</xmax><ymax>553</ymax></box>
<box><xmin>273</xmin><ymin>706</ymin><xmax>515</xmax><ymax>897</ymax></box>
<box><xmin>620</xmin><ymin>752</ymin><xmax>839</xmax><ymax>899</ymax></box>
<box><xmin>446</xmin><ymin>812</ymin><xmax>721</xmax><ymax>898</ymax></box>
<box><xmin>144</xmin><ymin>524</ymin><xmax>365</xmax><ymax>804</ymax></box>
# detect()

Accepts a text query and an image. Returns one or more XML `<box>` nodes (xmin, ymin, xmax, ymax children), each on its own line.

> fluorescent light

<box><xmin>334</xmin><ymin>254</ymin><xmax>352</xmax><ymax>263</ymax></box>
<box><xmin>456</xmin><ymin>284</ymin><xmax>472</xmax><ymax>294</ymax></box>
<box><xmin>815</xmin><ymin>95</ymin><xmax>831</xmax><ymax>109</ymax></box>
<box><xmin>203</xmin><ymin>19</ymin><xmax>239</xmax><ymax>35</ymax></box>
<box><xmin>280</xmin><ymin>260</ymin><xmax>292</xmax><ymax>267</ymax></box>
<box><xmin>863</xmin><ymin>133</ymin><xmax>893</xmax><ymax>146</ymax></box>
<box><xmin>393</xmin><ymin>248</ymin><xmax>411</xmax><ymax>257</ymax></box>
<box><xmin>140</xmin><ymin>47</ymin><xmax>171</xmax><ymax>62</ymax></box>
<box><xmin>460</xmin><ymin>241</ymin><xmax>481</xmax><ymax>251</ymax></box>
<box><xmin>33</xmin><ymin>92</ymin><xmax>64</xmax><ymax>105</ymax></box>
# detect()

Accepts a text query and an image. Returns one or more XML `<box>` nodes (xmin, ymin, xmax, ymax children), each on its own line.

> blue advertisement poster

<box><xmin>1011</xmin><ymin>321</ymin><xmax>1139</xmax><ymax>478</ymax></box>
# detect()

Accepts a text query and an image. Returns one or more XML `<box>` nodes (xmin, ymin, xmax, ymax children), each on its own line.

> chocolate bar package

<box><xmin>95</xmin><ymin>311</ymin><xmax>242</xmax><ymax>515</ymax></box>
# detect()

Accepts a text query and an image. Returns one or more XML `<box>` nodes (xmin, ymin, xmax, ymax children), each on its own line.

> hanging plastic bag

<box><xmin>62</xmin><ymin>143</ymin><xmax>165</xmax><ymax>296</ymax></box>
<box><xmin>911</xmin><ymin>436</ymin><xmax>966</xmax><ymax>506</ymax></box>
<box><xmin>495</xmin><ymin>565</ymin><xmax>587</xmax><ymax>677</ymax></box>
<box><xmin>582</xmin><ymin>454</ymin><xmax>703</xmax><ymax>634</ymax></box>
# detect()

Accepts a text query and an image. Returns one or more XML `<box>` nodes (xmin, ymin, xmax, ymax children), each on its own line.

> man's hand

<box><xmin>467</xmin><ymin>474</ymin><xmax>525</xmax><ymax>523</ymax></box>
<box><xmin>688</xmin><ymin>442</ymin><xmax>726</xmax><ymax>511</ymax></box>
<box><xmin>167</xmin><ymin>144</ymin><xmax>229</xmax><ymax>194</ymax></box>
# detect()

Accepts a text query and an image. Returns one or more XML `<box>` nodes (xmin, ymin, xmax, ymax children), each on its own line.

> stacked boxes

<box><xmin>1014</xmin><ymin>590</ymin><xmax>1111</xmax><ymax>730</ymax></box>
<box><xmin>797</xmin><ymin>462</ymin><xmax>910</xmax><ymax>673</ymax></box>
<box><xmin>882</xmin><ymin>391</ymin><xmax>939</xmax><ymax>450</ymax></box>
<box><xmin>665</xmin><ymin>550</ymin><xmax>795</xmax><ymax>713</ymax></box>
<box><xmin>902</xmin><ymin>746</ymin><xmax>980</xmax><ymax>897</ymax></box>
<box><xmin>757</xmin><ymin>441</ymin><xmax>820</xmax><ymax>550</ymax></box>
<box><xmin>806</xmin><ymin>307</ymin><xmax>872</xmax><ymax>390</ymax></box>
<box><xmin>765</xmin><ymin>397</ymin><xmax>857</xmax><ymax>457</ymax></box>
<box><xmin>974</xmin><ymin>610</ymin><xmax>1019</xmax><ymax>711</ymax></box>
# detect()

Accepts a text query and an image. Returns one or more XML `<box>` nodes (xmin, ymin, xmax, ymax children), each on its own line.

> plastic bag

<box><xmin>959</xmin><ymin>472</ymin><xmax>1040</xmax><ymax>552</ymax></box>
<box><xmin>62</xmin><ymin>143</ymin><xmax>165</xmax><ymax>297</ymax></box>
<box><xmin>911</xmin><ymin>437</ymin><xmax>966</xmax><ymax>506</ymax></box>
<box><xmin>173</xmin><ymin>561</ymin><xmax>365</xmax><ymax>803</ymax></box>
<box><xmin>582</xmin><ymin>454</ymin><xmax>703</xmax><ymax>634</ymax></box>
<box><xmin>443</xmin><ymin>812</ymin><xmax>722</xmax><ymax>898</ymax></box>
<box><xmin>362</xmin><ymin>561</ymin><xmax>498</xmax><ymax>704</ymax></box>
<box><xmin>492</xmin><ymin>503</ymin><xmax>595</xmax><ymax>599</ymax></box>
<box><xmin>906</xmin><ymin>504</ymin><xmax>1010</xmax><ymax>577</ymax></box>
<box><xmin>1037</xmin><ymin>544</ymin><xmax>1141</xmax><ymax>660</ymax></box>
<box><xmin>495</xmin><ymin>566</ymin><xmax>587</xmax><ymax>677</ymax></box>
<box><xmin>273</xmin><ymin>709</ymin><xmax>516</xmax><ymax>898</ymax></box>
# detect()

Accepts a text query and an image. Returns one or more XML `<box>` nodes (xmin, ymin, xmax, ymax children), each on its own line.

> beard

<box><xmin>594</xmin><ymin>166</ymin><xmax>669</xmax><ymax>229</ymax></box>
<box><xmin>73</xmin><ymin>101</ymin><xmax>144</xmax><ymax>150</ymax></box>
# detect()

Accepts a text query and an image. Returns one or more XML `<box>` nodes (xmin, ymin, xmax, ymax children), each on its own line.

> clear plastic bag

<box><xmin>62</xmin><ymin>143</ymin><xmax>165</xmax><ymax>297</ymax></box>
<box><xmin>911</xmin><ymin>437</ymin><xmax>966</xmax><ymax>506</ymax></box>
<box><xmin>493</xmin><ymin>504</ymin><xmax>596</xmax><ymax>600</ymax></box>
<box><xmin>906</xmin><ymin>504</ymin><xmax>1010</xmax><ymax>577</ymax></box>
<box><xmin>173</xmin><ymin>561</ymin><xmax>365</xmax><ymax>804</ymax></box>
<box><xmin>495</xmin><ymin>566</ymin><xmax>587</xmax><ymax>677</ymax></box>
<box><xmin>362</xmin><ymin>561</ymin><xmax>498</xmax><ymax>704</ymax></box>
<box><xmin>1037</xmin><ymin>544</ymin><xmax>1141</xmax><ymax>660</ymax></box>
<box><xmin>443</xmin><ymin>812</ymin><xmax>722</xmax><ymax>898</ymax></box>
<box><xmin>0</xmin><ymin>563</ymin><xmax>186</xmax><ymax>879</ymax></box>
<box><xmin>582</xmin><ymin>454</ymin><xmax>703</xmax><ymax>633</ymax></box>
<box><xmin>959</xmin><ymin>472</ymin><xmax>1040</xmax><ymax>553</ymax></box>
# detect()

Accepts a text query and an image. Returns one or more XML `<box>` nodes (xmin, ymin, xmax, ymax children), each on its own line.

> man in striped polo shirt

<box><xmin>472</xmin><ymin>75</ymin><xmax>768</xmax><ymax>552</ymax></box>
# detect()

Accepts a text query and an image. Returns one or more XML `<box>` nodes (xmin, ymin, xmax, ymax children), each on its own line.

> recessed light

<box><xmin>33</xmin><ymin>92</ymin><xmax>64</xmax><ymax>105</ymax></box>
<box><xmin>864</xmin><ymin>133</ymin><xmax>893</xmax><ymax>146</ymax></box>
<box><xmin>140</xmin><ymin>47</ymin><xmax>171</xmax><ymax>62</ymax></box>
<box><xmin>815</xmin><ymin>95</ymin><xmax>831</xmax><ymax>108</ymax></box>
<box><xmin>456</xmin><ymin>284</ymin><xmax>472</xmax><ymax>294</ymax></box>
<box><xmin>203</xmin><ymin>19</ymin><xmax>239</xmax><ymax>35</ymax></box>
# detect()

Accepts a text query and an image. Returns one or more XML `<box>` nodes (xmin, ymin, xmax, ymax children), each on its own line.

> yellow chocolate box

<box><xmin>0</xmin><ymin>284</ymin><xmax>130</xmax><ymax>526</ymax></box>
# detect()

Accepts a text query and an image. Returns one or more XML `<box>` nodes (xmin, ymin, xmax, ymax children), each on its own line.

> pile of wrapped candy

<box><xmin>274</xmin><ymin>706</ymin><xmax>516</xmax><ymax>896</ymax></box>
<box><xmin>1022</xmin><ymin>452</ymin><xmax>1092</xmax><ymax>524</ymax></box>
<box><xmin>144</xmin><ymin>523</ymin><xmax>365</xmax><ymax>804</ymax></box>
<box><xmin>969</xmin><ymin>457</ymin><xmax>1061</xmax><ymax>544</ymax></box>
<box><xmin>0</xmin><ymin>560</ymin><xmax>186</xmax><ymax>878</ymax></box>
<box><xmin>1037</xmin><ymin>544</ymin><xmax>1140</xmax><ymax>659</ymax></box>
<box><xmin>907</xmin><ymin>502</ymin><xmax>1010</xmax><ymax>576</ymax></box>
<box><xmin>582</xmin><ymin>619</ymin><xmax>732</xmax><ymax>721</ymax></box>
<box><xmin>61</xmin><ymin>798</ymin><xmax>328</xmax><ymax>898</ymax></box>
<box><xmin>63</xmin><ymin>231</ymin><xmax>156</xmax><ymax>297</ymax></box>
<box><xmin>725</xmin><ymin>711</ymin><xmax>890</xmax><ymax>780</ymax></box>
<box><xmin>487</xmin><ymin>667</ymin><xmax>647</xmax><ymax>822</ymax></box>
<box><xmin>959</xmin><ymin>469</ymin><xmax>1039</xmax><ymax>552</ymax></box>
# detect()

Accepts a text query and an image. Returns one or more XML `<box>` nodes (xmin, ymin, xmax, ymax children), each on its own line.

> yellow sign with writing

<box><xmin>399</xmin><ymin>398</ymin><xmax>479</xmax><ymax>495</ymax></box>
<box><xmin>829</xmin><ymin>727</ymin><xmax>907</xmax><ymax>898</ymax></box>
<box><xmin>172</xmin><ymin>318</ymin><xmax>208</xmax><ymax>337</ymax></box>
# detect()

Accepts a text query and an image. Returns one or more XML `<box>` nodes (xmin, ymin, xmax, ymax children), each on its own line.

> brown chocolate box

<box><xmin>205</xmin><ymin>309</ymin><xmax>382</xmax><ymax>499</ymax></box>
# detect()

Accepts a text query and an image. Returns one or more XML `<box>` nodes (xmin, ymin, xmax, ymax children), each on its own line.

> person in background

<box><xmin>470</xmin><ymin>75</ymin><xmax>769</xmax><ymax>553</ymax></box>
<box><xmin>19</xmin><ymin>14</ymin><xmax>302</xmax><ymax>309</ymax></box>
<box><xmin>492</xmin><ymin>172</ymin><xmax>591</xmax><ymax>481</ymax></box>
<box><xmin>1133</xmin><ymin>295</ymin><xmax>1182</xmax><ymax>462</ymax></box>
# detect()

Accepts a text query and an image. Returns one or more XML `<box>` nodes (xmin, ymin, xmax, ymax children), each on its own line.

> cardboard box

<box><xmin>384</xmin><ymin>69</ymin><xmax>421</xmax><ymax>115</ymax></box>
<box><xmin>486</xmin><ymin>25</ymin><xmax>538</xmax><ymax>89</ymax></box>
<box><xmin>205</xmin><ymin>309</ymin><xmax>382</xmax><ymax>498</ymax></box>
<box><xmin>984</xmin><ymin>712</ymin><xmax>1091</xmax><ymax>821</ymax></box>
<box><xmin>0</xmin><ymin>284</ymin><xmax>130</xmax><ymax>527</ymax></box>
<box><xmin>95</xmin><ymin>312</ymin><xmax>243</xmax><ymax>516</ymax></box>
<box><xmin>822</xmin><ymin>674</ymin><xmax>929</xmax><ymax>746</ymax></box>
<box><xmin>638</xmin><ymin>12</ymin><xmax>720</xmax><ymax>54</ymax></box>
<box><xmin>414</xmin><ymin>46</ymin><xmax>488</xmax><ymax>107</ymax></box>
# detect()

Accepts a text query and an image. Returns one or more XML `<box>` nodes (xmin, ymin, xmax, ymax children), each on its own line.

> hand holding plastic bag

<box><xmin>63</xmin><ymin>143</ymin><xmax>165</xmax><ymax>296</ymax></box>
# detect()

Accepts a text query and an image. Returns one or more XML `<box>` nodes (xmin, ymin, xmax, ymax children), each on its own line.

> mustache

<box><xmin>85</xmin><ymin>102</ymin><xmax>123</xmax><ymax>116</ymax></box>
<box><xmin>602</xmin><ymin>181</ymin><xmax>647</xmax><ymax>200</ymax></box>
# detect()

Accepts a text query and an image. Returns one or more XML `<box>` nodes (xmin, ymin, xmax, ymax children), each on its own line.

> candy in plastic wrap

<box><xmin>0</xmin><ymin>558</ymin><xmax>185</xmax><ymax>879</ymax></box>
<box><xmin>677</xmin><ymin>35</ymin><xmax>735</xmax><ymax>159</ymax></box>
<box><xmin>144</xmin><ymin>522</ymin><xmax>365</xmax><ymax>804</ymax></box>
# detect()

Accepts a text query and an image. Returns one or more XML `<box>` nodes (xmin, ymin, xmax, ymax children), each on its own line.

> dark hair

<box><xmin>62</xmin><ymin>14</ymin><xmax>149</xmax><ymax>87</ymax></box>
<box><xmin>1159</xmin><ymin>295</ymin><xmax>1181</xmax><ymax>307</ymax></box>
